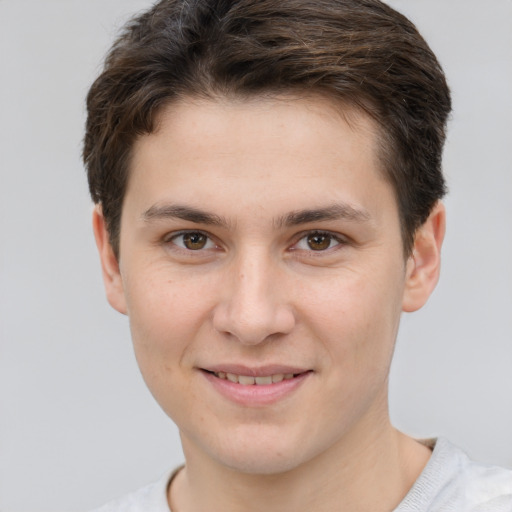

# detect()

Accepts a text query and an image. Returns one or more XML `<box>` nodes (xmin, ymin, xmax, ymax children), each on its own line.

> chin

<box><xmin>198</xmin><ymin>425</ymin><xmax>319</xmax><ymax>476</ymax></box>
<box><xmin>219</xmin><ymin>449</ymin><xmax>306</xmax><ymax>476</ymax></box>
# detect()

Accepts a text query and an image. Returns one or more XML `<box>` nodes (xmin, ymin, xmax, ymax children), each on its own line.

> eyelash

<box><xmin>165</xmin><ymin>230</ymin><xmax>218</xmax><ymax>252</ymax></box>
<box><xmin>291</xmin><ymin>230</ymin><xmax>347</xmax><ymax>253</ymax></box>
<box><xmin>163</xmin><ymin>229</ymin><xmax>348</xmax><ymax>255</ymax></box>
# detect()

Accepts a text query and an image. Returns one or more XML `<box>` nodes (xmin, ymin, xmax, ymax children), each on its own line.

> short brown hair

<box><xmin>83</xmin><ymin>0</ymin><xmax>451</xmax><ymax>257</ymax></box>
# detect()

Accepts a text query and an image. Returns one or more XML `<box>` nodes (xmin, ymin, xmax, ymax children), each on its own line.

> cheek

<box><xmin>123</xmin><ymin>270</ymin><xmax>208</xmax><ymax>380</ymax></box>
<box><xmin>302</xmin><ymin>267</ymin><xmax>404</xmax><ymax>370</ymax></box>
<box><xmin>124</xmin><ymin>277</ymin><xmax>206</xmax><ymax>420</ymax></box>
<box><xmin>300</xmin><ymin>272</ymin><xmax>403</xmax><ymax>429</ymax></box>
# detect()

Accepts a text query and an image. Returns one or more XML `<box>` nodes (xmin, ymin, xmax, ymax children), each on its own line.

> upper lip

<box><xmin>201</xmin><ymin>364</ymin><xmax>311</xmax><ymax>377</ymax></box>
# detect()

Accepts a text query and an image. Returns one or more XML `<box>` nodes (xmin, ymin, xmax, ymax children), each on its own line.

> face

<box><xmin>95</xmin><ymin>95</ymin><xmax>442</xmax><ymax>475</ymax></box>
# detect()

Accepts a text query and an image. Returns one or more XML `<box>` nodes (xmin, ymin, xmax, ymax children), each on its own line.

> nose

<box><xmin>212</xmin><ymin>249</ymin><xmax>296</xmax><ymax>345</ymax></box>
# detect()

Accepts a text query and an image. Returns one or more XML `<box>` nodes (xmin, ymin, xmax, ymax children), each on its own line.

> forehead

<box><xmin>126</xmin><ymin>94</ymin><xmax>395</xmax><ymax>225</ymax></box>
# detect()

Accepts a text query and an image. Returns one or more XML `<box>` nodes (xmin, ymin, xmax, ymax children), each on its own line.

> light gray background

<box><xmin>1</xmin><ymin>1</ymin><xmax>511</xmax><ymax>510</ymax></box>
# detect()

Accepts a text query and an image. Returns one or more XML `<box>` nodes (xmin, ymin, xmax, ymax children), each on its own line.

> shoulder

<box><xmin>396</xmin><ymin>438</ymin><xmax>512</xmax><ymax>512</ymax></box>
<box><xmin>460</xmin><ymin>450</ymin><xmax>512</xmax><ymax>511</ymax></box>
<box><xmin>89</xmin><ymin>469</ymin><xmax>178</xmax><ymax>512</ymax></box>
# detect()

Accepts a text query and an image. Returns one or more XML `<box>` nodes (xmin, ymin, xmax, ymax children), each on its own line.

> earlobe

<box><xmin>402</xmin><ymin>202</ymin><xmax>446</xmax><ymax>313</ymax></box>
<box><xmin>92</xmin><ymin>206</ymin><xmax>127</xmax><ymax>315</ymax></box>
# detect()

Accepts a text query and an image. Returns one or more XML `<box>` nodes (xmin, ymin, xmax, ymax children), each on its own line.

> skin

<box><xmin>94</xmin><ymin>95</ymin><xmax>445</xmax><ymax>512</ymax></box>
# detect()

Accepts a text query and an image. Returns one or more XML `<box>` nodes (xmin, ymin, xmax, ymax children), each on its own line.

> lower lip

<box><xmin>201</xmin><ymin>371</ymin><xmax>311</xmax><ymax>406</ymax></box>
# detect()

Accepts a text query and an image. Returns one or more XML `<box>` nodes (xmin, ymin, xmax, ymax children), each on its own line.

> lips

<box><xmin>200</xmin><ymin>365</ymin><xmax>311</xmax><ymax>406</ymax></box>
<box><xmin>213</xmin><ymin>371</ymin><xmax>297</xmax><ymax>385</ymax></box>
<box><xmin>202</xmin><ymin>364</ymin><xmax>309</xmax><ymax>382</ymax></box>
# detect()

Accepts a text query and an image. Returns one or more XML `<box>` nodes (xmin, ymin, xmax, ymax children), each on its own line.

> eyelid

<box><xmin>164</xmin><ymin>229</ymin><xmax>219</xmax><ymax>251</ymax></box>
<box><xmin>161</xmin><ymin>228</ymin><xmax>349</xmax><ymax>254</ymax></box>
<box><xmin>290</xmin><ymin>230</ymin><xmax>349</xmax><ymax>252</ymax></box>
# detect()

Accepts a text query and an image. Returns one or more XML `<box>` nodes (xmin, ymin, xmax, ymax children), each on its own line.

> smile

<box><xmin>201</xmin><ymin>367</ymin><xmax>311</xmax><ymax>405</ymax></box>
<box><xmin>213</xmin><ymin>372</ymin><xmax>297</xmax><ymax>385</ymax></box>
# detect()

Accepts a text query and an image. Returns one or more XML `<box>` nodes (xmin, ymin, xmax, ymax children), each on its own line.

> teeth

<box><xmin>255</xmin><ymin>376</ymin><xmax>272</xmax><ymax>385</ymax></box>
<box><xmin>214</xmin><ymin>372</ymin><xmax>298</xmax><ymax>385</ymax></box>
<box><xmin>238</xmin><ymin>375</ymin><xmax>255</xmax><ymax>385</ymax></box>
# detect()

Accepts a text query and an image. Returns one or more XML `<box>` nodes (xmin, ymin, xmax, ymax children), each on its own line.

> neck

<box><xmin>169</xmin><ymin>419</ymin><xmax>431</xmax><ymax>512</ymax></box>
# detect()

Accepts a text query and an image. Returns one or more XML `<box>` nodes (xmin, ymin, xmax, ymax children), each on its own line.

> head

<box><xmin>84</xmin><ymin>0</ymin><xmax>450</xmax><ymax>476</ymax></box>
<box><xmin>84</xmin><ymin>0</ymin><xmax>451</xmax><ymax>259</ymax></box>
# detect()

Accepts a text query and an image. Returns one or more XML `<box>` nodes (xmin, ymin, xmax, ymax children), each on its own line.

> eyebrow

<box><xmin>276</xmin><ymin>203</ymin><xmax>372</xmax><ymax>228</ymax></box>
<box><xmin>142</xmin><ymin>204</ymin><xmax>230</xmax><ymax>228</ymax></box>
<box><xmin>141</xmin><ymin>202</ymin><xmax>371</xmax><ymax>228</ymax></box>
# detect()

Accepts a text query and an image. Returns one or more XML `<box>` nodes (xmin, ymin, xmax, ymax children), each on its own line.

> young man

<box><xmin>84</xmin><ymin>1</ymin><xmax>512</xmax><ymax>510</ymax></box>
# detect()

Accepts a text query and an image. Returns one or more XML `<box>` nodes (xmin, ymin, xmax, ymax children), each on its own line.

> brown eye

<box><xmin>182</xmin><ymin>232</ymin><xmax>208</xmax><ymax>250</ymax></box>
<box><xmin>306</xmin><ymin>233</ymin><xmax>333</xmax><ymax>251</ymax></box>
<box><xmin>167</xmin><ymin>231</ymin><xmax>217</xmax><ymax>254</ymax></box>
<box><xmin>174</xmin><ymin>232</ymin><xmax>209</xmax><ymax>251</ymax></box>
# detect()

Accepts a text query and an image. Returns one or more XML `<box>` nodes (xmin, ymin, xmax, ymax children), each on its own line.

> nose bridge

<box><xmin>213</xmin><ymin>244</ymin><xmax>295</xmax><ymax>344</ymax></box>
<box><xmin>237</xmin><ymin>244</ymin><xmax>271</xmax><ymax>300</ymax></box>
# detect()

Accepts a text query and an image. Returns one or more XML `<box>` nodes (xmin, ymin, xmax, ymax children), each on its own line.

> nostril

<box><xmin>211</xmin><ymin>273</ymin><xmax>296</xmax><ymax>344</ymax></box>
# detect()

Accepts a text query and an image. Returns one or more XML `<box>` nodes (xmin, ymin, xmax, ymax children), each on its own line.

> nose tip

<box><xmin>216</xmin><ymin>308</ymin><xmax>295</xmax><ymax>345</ymax></box>
<box><xmin>212</xmin><ymin>268</ymin><xmax>296</xmax><ymax>345</ymax></box>
<box><xmin>213</xmin><ymin>303</ymin><xmax>296</xmax><ymax>345</ymax></box>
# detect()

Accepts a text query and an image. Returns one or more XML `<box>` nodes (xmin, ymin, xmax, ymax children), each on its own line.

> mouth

<box><xmin>205</xmin><ymin>370</ymin><xmax>305</xmax><ymax>386</ymax></box>
<box><xmin>200</xmin><ymin>366</ymin><xmax>312</xmax><ymax>405</ymax></box>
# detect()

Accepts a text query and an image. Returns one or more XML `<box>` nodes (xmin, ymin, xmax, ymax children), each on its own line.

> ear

<box><xmin>92</xmin><ymin>205</ymin><xmax>127</xmax><ymax>315</ymax></box>
<box><xmin>402</xmin><ymin>201</ymin><xmax>446</xmax><ymax>313</ymax></box>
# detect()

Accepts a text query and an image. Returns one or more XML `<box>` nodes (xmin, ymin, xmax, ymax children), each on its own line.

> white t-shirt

<box><xmin>91</xmin><ymin>438</ymin><xmax>512</xmax><ymax>511</ymax></box>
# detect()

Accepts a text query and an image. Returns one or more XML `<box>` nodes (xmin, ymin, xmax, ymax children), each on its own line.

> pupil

<box><xmin>308</xmin><ymin>234</ymin><xmax>330</xmax><ymax>250</ymax></box>
<box><xmin>184</xmin><ymin>233</ymin><xmax>206</xmax><ymax>250</ymax></box>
